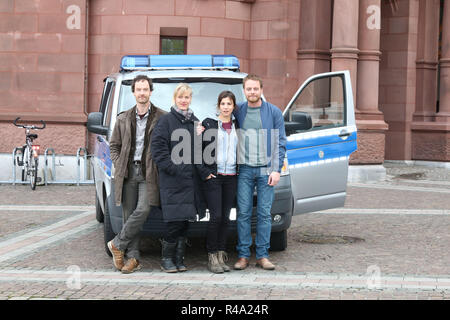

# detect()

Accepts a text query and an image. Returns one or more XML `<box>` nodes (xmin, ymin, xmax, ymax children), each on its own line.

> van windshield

<box><xmin>118</xmin><ymin>77</ymin><xmax>246</xmax><ymax>121</ymax></box>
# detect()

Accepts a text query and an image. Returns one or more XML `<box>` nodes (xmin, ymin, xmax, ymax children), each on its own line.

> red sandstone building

<box><xmin>0</xmin><ymin>0</ymin><xmax>449</xmax><ymax>167</ymax></box>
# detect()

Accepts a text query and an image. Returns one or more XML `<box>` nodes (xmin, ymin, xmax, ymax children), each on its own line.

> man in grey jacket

<box><xmin>107</xmin><ymin>75</ymin><xmax>166</xmax><ymax>273</ymax></box>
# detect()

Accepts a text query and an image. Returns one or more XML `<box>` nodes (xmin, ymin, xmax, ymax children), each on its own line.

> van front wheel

<box><xmin>270</xmin><ymin>230</ymin><xmax>287</xmax><ymax>251</ymax></box>
<box><xmin>103</xmin><ymin>200</ymin><xmax>116</xmax><ymax>257</ymax></box>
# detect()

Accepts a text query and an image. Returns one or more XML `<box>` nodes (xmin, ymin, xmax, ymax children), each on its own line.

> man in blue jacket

<box><xmin>233</xmin><ymin>74</ymin><xmax>287</xmax><ymax>270</ymax></box>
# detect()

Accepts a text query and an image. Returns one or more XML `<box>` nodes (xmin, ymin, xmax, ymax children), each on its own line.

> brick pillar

<box><xmin>411</xmin><ymin>0</ymin><xmax>450</xmax><ymax>161</ymax></box>
<box><xmin>297</xmin><ymin>0</ymin><xmax>332</xmax><ymax>84</ymax></box>
<box><xmin>352</xmin><ymin>0</ymin><xmax>388</xmax><ymax>164</ymax></box>
<box><xmin>438</xmin><ymin>0</ymin><xmax>450</xmax><ymax>117</ymax></box>
<box><xmin>413</xmin><ymin>0</ymin><xmax>440</xmax><ymax>121</ymax></box>
<box><xmin>331</xmin><ymin>0</ymin><xmax>359</xmax><ymax>106</ymax></box>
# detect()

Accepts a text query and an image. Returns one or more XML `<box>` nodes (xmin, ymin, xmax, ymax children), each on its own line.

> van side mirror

<box><xmin>87</xmin><ymin>112</ymin><xmax>108</xmax><ymax>135</ymax></box>
<box><xmin>284</xmin><ymin>112</ymin><xmax>312</xmax><ymax>135</ymax></box>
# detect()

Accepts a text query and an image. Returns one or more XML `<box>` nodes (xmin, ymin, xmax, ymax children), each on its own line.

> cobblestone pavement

<box><xmin>0</xmin><ymin>163</ymin><xmax>449</xmax><ymax>301</ymax></box>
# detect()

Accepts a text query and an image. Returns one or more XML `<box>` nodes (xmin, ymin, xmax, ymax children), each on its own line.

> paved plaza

<box><xmin>0</xmin><ymin>162</ymin><xmax>449</xmax><ymax>300</ymax></box>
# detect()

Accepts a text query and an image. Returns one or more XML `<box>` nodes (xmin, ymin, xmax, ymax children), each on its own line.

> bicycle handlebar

<box><xmin>13</xmin><ymin>117</ymin><xmax>46</xmax><ymax>130</ymax></box>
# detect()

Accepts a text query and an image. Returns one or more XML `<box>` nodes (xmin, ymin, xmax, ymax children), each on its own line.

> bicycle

<box><xmin>13</xmin><ymin>117</ymin><xmax>46</xmax><ymax>190</ymax></box>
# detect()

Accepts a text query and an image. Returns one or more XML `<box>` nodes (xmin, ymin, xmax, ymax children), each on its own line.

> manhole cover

<box><xmin>294</xmin><ymin>233</ymin><xmax>365</xmax><ymax>244</ymax></box>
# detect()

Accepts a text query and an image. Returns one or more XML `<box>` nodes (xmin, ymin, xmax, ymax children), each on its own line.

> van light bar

<box><xmin>120</xmin><ymin>54</ymin><xmax>240</xmax><ymax>71</ymax></box>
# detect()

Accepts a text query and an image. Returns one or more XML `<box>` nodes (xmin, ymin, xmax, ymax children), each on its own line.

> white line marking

<box><xmin>319</xmin><ymin>208</ymin><xmax>449</xmax><ymax>215</ymax></box>
<box><xmin>349</xmin><ymin>183</ymin><xmax>450</xmax><ymax>193</ymax></box>
<box><xmin>0</xmin><ymin>205</ymin><xmax>95</xmax><ymax>211</ymax></box>
<box><xmin>0</xmin><ymin>211</ymin><xmax>96</xmax><ymax>262</ymax></box>
<box><xmin>0</xmin><ymin>269</ymin><xmax>449</xmax><ymax>291</ymax></box>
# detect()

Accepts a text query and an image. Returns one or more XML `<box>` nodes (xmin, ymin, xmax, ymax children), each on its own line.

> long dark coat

<box><xmin>150</xmin><ymin>107</ymin><xmax>207</xmax><ymax>222</ymax></box>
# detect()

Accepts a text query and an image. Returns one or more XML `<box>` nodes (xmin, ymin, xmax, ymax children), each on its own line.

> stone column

<box><xmin>438</xmin><ymin>0</ymin><xmax>450</xmax><ymax>118</ymax></box>
<box><xmin>413</xmin><ymin>0</ymin><xmax>440</xmax><ymax>121</ymax></box>
<box><xmin>331</xmin><ymin>0</ymin><xmax>359</xmax><ymax>105</ymax></box>
<box><xmin>297</xmin><ymin>0</ymin><xmax>332</xmax><ymax>84</ymax></box>
<box><xmin>351</xmin><ymin>0</ymin><xmax>388</xmax><ymax>165</ymax></box>
<box><xmin>357</xmin><ymin>0</ymin><xmax>383</xmax><ymax>119</ymax></box>
<box><xmin>411</xmin><ymin>0</ymin><xmax>450</xmax><ymax>161</ymax></box>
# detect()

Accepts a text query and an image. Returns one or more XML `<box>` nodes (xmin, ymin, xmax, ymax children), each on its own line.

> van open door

<box><xmin>283</xmin><ymin>70</ymin><xmax>357</xmax><ymax>215</ymax></box>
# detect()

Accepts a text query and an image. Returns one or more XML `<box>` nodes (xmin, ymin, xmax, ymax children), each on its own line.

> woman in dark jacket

<box><xmin>151</xmin><ymin>83</ymin><xmax>207</xmax><ymax>273</ymax></box>
<box><xmin>198</xmin><ymin>91</ymin><xmax>239</xmax><ymax>274</ymax></box>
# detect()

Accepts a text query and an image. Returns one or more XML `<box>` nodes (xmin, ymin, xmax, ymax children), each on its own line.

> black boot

<box><xmin>175</xmin><ymin>237</ymin><xmax>188</xmax><ymax>272</ymax></box>
<box><xmin>160</xmin><ymin>239</ymin><xmax>178</xmax><ymax>273</ymax></box>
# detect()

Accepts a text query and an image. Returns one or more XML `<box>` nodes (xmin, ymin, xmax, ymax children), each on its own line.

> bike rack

<box><xmin>76</xmin><ymin>147</ymin><xmax>93</xmax><ymax>186</ymax></box>
<box><xmin>42</xmin><ymin>147</ymin><xmax>94</xmax><ymax>185</ymax></box>
<box><xmin>12</xmin><ymin>147</ymin><xmax>23</xmax><ymax>185</ymax></box>
<box><xmin>44</xmin><ymin>148</ymin><xmax>56</xmax><ymax>186</ymax></box>
<box><xmin>1</xmin><ymin>147</ymin><xmax>94</xmax><ymax>186</ymax></box>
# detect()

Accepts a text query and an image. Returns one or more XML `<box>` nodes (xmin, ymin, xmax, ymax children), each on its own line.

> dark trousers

<box><xmin>203</xmin><ymin>174</ymin><xmax>237</xmax><ymax>253</ymax></box>
<box><xmin>165</xmin><ymin>221</ymin><xmax>189</xmax><ymax>244</ymax></box>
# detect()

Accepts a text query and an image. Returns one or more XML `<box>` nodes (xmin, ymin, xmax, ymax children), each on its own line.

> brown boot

<box><xmin>208</xmin><ymin>253</ymin><xmax>224</xmax><ymax>274</ymax></box>
<box><xmin>107</xmin><ymin>240</ymin><xmax>124</xmax><ymax>270</ymax></box>
<box><xmin>121</xmin><ymin>258</ymin><xmax>142</xmax><ymax>274</ymax></box>
<box><xmin>217</xmin><ymin>251</ymin><xmax>231</xmax><ymax>272</ymax></box>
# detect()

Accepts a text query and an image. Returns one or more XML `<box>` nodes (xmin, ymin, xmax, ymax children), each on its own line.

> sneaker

<box><xmin>107</xmin><ymin>240</ymin><xmax>124</xmax><ymax>271</ymax></box>
<box><xmin>121</xmin><ymin>258</ymin><xmax>142</xmax><ymax>274</ymax></box>
<box><xmin>256</xmin><ymin>258</ymin><xmax>275</xmax><ymax>270</ymax></box>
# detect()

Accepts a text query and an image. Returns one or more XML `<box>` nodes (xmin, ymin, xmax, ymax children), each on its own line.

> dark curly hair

<box><xmin>131</xmin><ymin>75</ymin><xmax>153</xmax><ymax>92</ymax></box>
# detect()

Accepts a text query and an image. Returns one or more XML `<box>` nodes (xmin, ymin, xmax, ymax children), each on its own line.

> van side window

<box><xmin>104</xmin><ymin>81</ymin><xmax>116</xmax><ymax>140</ymax></box>
<box><xmin>99</xmin><ymin>81</ymin><xmax>114</xmax><ymax>120</ymax></box>
<box><xmin>284</xmin><ymin>75</ymin><xmax>346</xmax><ymax>136</ymax></box>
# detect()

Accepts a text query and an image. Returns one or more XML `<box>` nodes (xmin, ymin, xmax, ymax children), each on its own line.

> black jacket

<box><xmin>150</xmin><ymin>107</ymin><xmax>207</xmax><ymax>222</ymax></box>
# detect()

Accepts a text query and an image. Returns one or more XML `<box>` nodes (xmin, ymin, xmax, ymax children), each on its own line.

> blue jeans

<box><xmin>236</xmin><ymin>165</ymin><xmax>274</xmax><ymax>260</ymax></box>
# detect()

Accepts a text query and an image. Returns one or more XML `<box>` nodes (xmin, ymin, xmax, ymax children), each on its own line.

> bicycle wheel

<box><xmin>29</xmin><ymin>154</ymin><xmax>38</xmax><ymax>190</ymax></box>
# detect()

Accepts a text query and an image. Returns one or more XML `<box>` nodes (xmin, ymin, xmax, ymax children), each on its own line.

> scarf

<box><xmin>173</xmin><ymin>105</ymin><xmax>194</xmax><ymax>120</ymax></box>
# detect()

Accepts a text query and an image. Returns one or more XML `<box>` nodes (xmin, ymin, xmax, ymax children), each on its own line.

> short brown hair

<box><xmin>217</xmin><ymin>90</ymin><xmax>237</xmax><ymax>111</ymax></box>
<box><xmin>132</xmin><ymin>75</ymin><xmax>153</xmax><ymax>92</ymax></box>
<box><xmin>243</xmin><ymin>74</ymin><xmax>263</xmax><ymax>89</ymax></box>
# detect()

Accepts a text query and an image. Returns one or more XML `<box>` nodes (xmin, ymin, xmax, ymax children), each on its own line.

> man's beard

<box><xmin>138</xmin><ymin>96</ymin><xmax>149</xmax><ymax>104</ymax></box>
<box><xmin>247</xmin><ymin>95</ymin><xmax>261</xmax><ymax>103</ymax></box>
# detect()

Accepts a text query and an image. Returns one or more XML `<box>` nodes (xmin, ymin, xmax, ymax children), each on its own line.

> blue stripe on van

<box><xmin>286</xmin><ymin>132</ymin><xmax>357</xmax><ymax>165</ymax></box>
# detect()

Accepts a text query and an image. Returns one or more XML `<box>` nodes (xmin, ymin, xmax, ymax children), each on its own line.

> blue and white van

<box><xmin>87</xmin><ymin>54</ymin><xmax>357</xmax><ymax>254</ymax></box>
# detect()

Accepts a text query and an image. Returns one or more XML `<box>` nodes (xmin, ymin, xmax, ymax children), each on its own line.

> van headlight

<box><xmin>281</xmin><ymin>157</ymin><xmax>289</xmax><ymax>176</ymax></box>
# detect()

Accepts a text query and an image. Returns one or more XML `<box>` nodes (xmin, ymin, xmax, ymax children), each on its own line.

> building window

<box><xmin>160</xmin><ymin>36</ymin><xmax>187</xmax><ymax>55</ymax></box>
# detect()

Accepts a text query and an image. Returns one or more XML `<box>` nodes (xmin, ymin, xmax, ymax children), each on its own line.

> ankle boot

<box><xmin>217</xmin><ymin>251</ymin><xmax>231</xmax><ymax>272</ymax></box>
<box><xmin>175</xmin><ymin>237</ymin><xmax>188</xmax><ymax>272</ymax></box>
<box><xmin>160</xmin><ymin>239</ymin><xmax>178</xmax><ymax>273</ymax></box>
<box><xmin>208</xmin><ymin>252</ymin><xmax>224</xmax><ymax>274</ymax></box>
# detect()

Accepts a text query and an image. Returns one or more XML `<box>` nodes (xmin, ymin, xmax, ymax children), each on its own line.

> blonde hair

<box><xmin>172</xmin><ymin>83</ymin><xmax>193</xmax><ymax>104</ymax></box>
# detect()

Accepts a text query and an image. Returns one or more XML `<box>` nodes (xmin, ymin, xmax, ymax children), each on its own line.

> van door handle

<box><xmin>338</xmin><ymin>130</ymin><xmax>351</xmax><ymax>138</ymax></box>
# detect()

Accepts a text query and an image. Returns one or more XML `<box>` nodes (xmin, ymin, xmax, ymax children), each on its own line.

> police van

<box><xmin>87</xmin><ymin>54</ymin><xmax>357</xmax><ymax>254</ymax></box>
